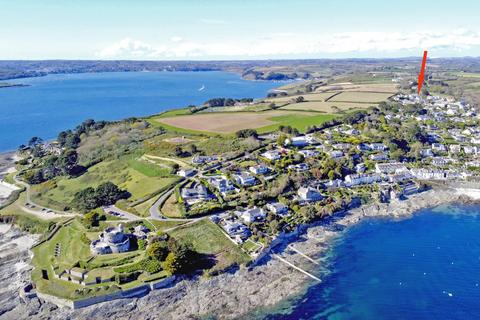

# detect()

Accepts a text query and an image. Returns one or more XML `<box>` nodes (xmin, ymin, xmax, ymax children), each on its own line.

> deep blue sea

<box><xmin>259</xmin><ymin>204</ymin><xmax>480</xmax><ymax>320</ymax></box>
<box><xmin>0</xmin><ymin>71</ymin><xmax>280</xmax><ymax>152</ymax></box>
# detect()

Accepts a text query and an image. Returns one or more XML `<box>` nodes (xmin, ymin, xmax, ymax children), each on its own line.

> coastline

<box><xmin>5</xmin><ymin>184</ymin><xmax>480</xmax><ymax>319</ymax></box>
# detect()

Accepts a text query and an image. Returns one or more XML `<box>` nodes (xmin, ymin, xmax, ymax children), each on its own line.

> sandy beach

<box><xmin>2</xmin><ymin>186</ymin><xmax>480</xmax><ymax>320</ymax></box>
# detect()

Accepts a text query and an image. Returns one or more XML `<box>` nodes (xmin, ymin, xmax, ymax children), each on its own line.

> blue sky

<box><xmin>1</xmin><ymin>0</ymin><xmax>480</xmax><ymax>60</ymax></box>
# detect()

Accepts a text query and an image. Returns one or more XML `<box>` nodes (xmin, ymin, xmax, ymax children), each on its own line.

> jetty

<box><xmin>273</xmin><ymin>254</ymin><xmax>321</xmax><ymax>282</ymax></box>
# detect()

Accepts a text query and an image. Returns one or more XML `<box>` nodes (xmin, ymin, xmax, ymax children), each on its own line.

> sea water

<box><xmin>0</xmin><ymin>71</ymin><xmax>280</xmax><ymax>152</ymax></box>
<box><xmin>259</xmin><ymin>204</ymin><xmax>480</xmax><ymax>319</ymax></box>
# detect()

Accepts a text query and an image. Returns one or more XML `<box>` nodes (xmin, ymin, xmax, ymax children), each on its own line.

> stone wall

<box><xmin>36</xmin><ymin>276</ymin><xmax>177</xmax><ymax>310</ymax></box>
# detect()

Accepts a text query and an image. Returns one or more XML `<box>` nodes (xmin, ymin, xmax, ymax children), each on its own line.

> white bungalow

<box><xmin>266</xmin><ymin>202</ymin><xmax>289</xmax><ymax>216</ymax></box>
<box><xmin>249</xmin><ymin>165</ymin><xmax>270</xmax><ymax>175</ymax></box>
<box><xmin>233</xmin><ymin>171</ymin><xmax>257</xmax><ymax>186</ymax></box>
<box><xmin>298</xmin><ymin>187</ymin><xmax>323</xmax><ymax>202</ymax></box>
<box><xmin>236</xmin><ymin>207</ymin><xmax>266</xmax><ymax>223</ymax></box>
<box><xmin>262</xmin><ymin>150</ymin><xmax>282</xmax><ymax>161</ymax></box>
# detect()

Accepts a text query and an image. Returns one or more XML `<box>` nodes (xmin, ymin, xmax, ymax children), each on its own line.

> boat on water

<box><xmin>198</xmin><ymin>84</ymin><xmax>205</xmax><ymax>91</ymax></box>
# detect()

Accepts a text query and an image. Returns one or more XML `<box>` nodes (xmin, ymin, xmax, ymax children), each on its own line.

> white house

<box><xmin>464</xmin><ymin>146</ymin><xmax>478</xmax><ymax>155</ymax></box>
<box><xmin>420</xmin><ymin>148</ymin><xmax>434</xmax><ymax>157</ymax></box>
<box><xmin>375</xmin><ymin>162</ymin><xmax>407</xmax><ymax>174</ymax></box>
<box><xmin>329</xmin><ymin>150</ymin><xmax>344</xmax><ymax>159</ymax></box>
<box><xmin>181</xmin><ymin>184</ymin><xmax>210</xmax><ymax>205</ymax></box>
<box><xmin>236</xmin><ymin>207</ymin><xmax>266</xmax><ymax>223</ymax></box>
<box><xmin>262</xmin><ymin>150</ymin><xmax>282</xmax><ymax>161</ymax></box>
<box><xmin>369</xmin><ymin>153</ymin><xmax>389</xmax><ymax>161</ymax></box>
<box><xmin>409</xmin><ymin>168</ymin><xmax>448</xmax><ymax>180</ymax></box>
<box><xmin>344</xmin><ymin>174</ymin><xmax>382</xmax><ymax>186</ymax></box>
<box><xmin>299</xmin><ymin>149</ymin><xmax>319</xmax><ymax>158</ymax></box>
<box><xmin>431</xmin><ymin>143</ymin><xmax>447</xmax><ymax>152</ymax></box>
<box><xmin>266</xmin><ymin>202</ymin><xmax>289</xmax><ymax>216</ymax></box>
<box><xmin>208</xmin><ymin>176</ymin><xmax>236</xmax><ymax>194</ymax></box>
<box><xmin>249</xmin><ymin>165</ymin><xmax>270</xmax><ymax>175</ymax></box>
<box><xmin>288</xmin><ymin>163</ymin><xmax>309</xmax><ymax>172</ymax></box>
<box><xmin>177</xmin><ymin>169</ymin><xmax>196</xmax><ymax>177</ymax></box>
<box><xmin>286</xmin><ymin>136</ymin><xmax>308</xmax><ymax>147</ymax></box>
<box><xmin>368</xmin><ymin>143</ymin><xmax>388</xmax><ymax>151</ymax></box>
<box><xmin>298</xmin><ymin>187</ymin><xmax>323</xmax><ymax>202</ymax></box>
<box><xmin>324</xmin><ymin>179</ymin><xmax>344</xmax><ymax>188</ymax></box>
<box><xmin>192</xmin><ymin>155</ymin><xmax>218</xmax><ymax>165</ymax></box>
<box><xmin>223</xmin><ymin>222</ymin><xmax>251</xmax><ymax>242</ymax></box>
<box><xmin>233</xmin><ymin>172</ymin><xmax>257</xmax><ymax>186</ymax></box>
<box><xmin>449</xmin><ymin>144</ymin><xmax>461</xmax><ymax>154</ymax></box>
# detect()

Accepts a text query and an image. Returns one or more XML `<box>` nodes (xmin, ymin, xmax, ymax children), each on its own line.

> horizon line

<box><xmin>1</xmin><ymin>55</ymin><xmax>480</xmax><ymax>62</ymax></box>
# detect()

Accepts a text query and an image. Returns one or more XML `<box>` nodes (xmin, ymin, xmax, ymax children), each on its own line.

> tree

<box><xmin>294</xmin><ymin>96</ymin><xmax>305</xmax><ymax>103</ymax></box>
<box><xmin>83</xmin><ymin>210</ymin><xmax>99</xmax><ymax>228</ymax></box>
<box><xmin>163</xmin><ymin>252</ymin><xmax>180</xmax><ymax>274</ymax></box>
<box><xmin>185</xmin><ymin>144</ymin><xmax>198</xmax><ymax>155</ymax></box>
<box><xmin>72</xmin><ymin>182</ymin><xmax>128</xmax><ymax>212</ymax></box>
<box><xmin>28</xmin><ymin>136</ymin><xmax>43</xmax><ymax>147</ymax></box>
<box><xmin>72</xmin><ymin>187</ymin><xmax>98</xmax><ymax>211</ymax></box>
<box><xmin>146</xmin><ymin>241</ymin><xmax>169</xmax><ymax>261</ymax></box>
<box><xmin>236</xmin><ymin>129</ymin><xmax>258</xmax><ymax>139</ymax></box>
<box><xmin>277</xmin><ymin>134</ymin><xmax>287</xmax><ymax>146</ymax></box>
<box><xmin>174</xmin><ymin>146</ymin><xmax>183</xmax><ymax>157</ymax></box>
<box><xmin>56</xmin><ymin>149</ymin><xmax>79</xmax><ymax>175</ymax></box>
<box><xmin>95</xmin><ymin>182</ymin><xmax>127</xmax><ymax>206</ymax></box>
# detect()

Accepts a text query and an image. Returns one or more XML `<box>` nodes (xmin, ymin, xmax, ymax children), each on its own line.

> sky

<box><xmin>1</xmin><ymin>0</ymin><xmax>480</xmax><ymax>60</ymax></box>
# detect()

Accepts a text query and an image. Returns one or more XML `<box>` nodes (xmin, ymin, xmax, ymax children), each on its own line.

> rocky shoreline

<box><xmin>2</xmin><ymin>186</ymin><xmax>479</xmax><ymax>320</ymax></box>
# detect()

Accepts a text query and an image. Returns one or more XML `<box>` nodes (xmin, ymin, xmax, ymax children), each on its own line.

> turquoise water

<box><xmin>0</xmin><ymin>71</ymin><xmax>280</xmax><ymax>152</ymax></box>
<box><xmin>261</xmin><ymin>204</ymin><xmax>480</xmax><ymax>319</ymax></box>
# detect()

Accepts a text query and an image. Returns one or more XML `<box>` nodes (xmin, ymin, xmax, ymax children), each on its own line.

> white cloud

<box><xmin>96</xmin><ymin>30</ymin><xmax>480</xmax><ymax>59</ymax></box>
<box><xmin>96</xmin><ymin>38</ymin><xmax>158</xmax><ymax>58</ymax></box>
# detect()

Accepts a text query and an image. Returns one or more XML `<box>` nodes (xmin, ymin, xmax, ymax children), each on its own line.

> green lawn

<box><xmin>31</xmin><ymin>157</ymin><xmax>180</xmax><ymax>211</ymax></box>
<box><xmin>31</xmin><ymin>219</ymin><xmax>92</xmax><ymax>298</ymax></box>
<box><xmin>168</xmin><ymin>219</ymin><xmax>250</xmax><ymax>270</ymax></box>
<box><xmin>148</xmin><ymin>219</ymin><xmax>187</xmax><ymax>231</ymax></box>
<box><xmin>257</xmin><ymin>113</ymin><xmax>337</xmax><ymax>133</ymax></box>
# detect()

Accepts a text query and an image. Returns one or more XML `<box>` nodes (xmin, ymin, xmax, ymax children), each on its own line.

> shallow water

<box><xmin>259</xmin><ymin>204</ymin><xmax>480</xmax><ymax>319</ymax></box>
<box><xmin>0</xmin><ymin>71</ymin><xmax>280</xmax><ymax>151</ymax></box>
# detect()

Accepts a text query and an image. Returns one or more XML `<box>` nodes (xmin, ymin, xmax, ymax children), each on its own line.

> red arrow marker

<box><xmin>417</xmin><ymin>50</ymin><xmax>428</xmax><ymax>94</ymax></box>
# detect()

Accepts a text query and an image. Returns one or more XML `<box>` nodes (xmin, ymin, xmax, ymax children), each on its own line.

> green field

<box><xmin>257</xmin><ymin>112</ymin><xmax>336</xmax><ymax>133</ymax></box>
<box><xmin>281</xmin><ymin>101</ymin><xmax>371</xmax><ymax>113</ymax></box>
<box><xmin>455</xmin><ymin>72</ymin><xmax>480</xmax><ymax>78</ymax></box>
<box><xmin>31</xmin><ymin>157</ymin><xmax>180</xmax><ymax>211</ymax></box>
<box><xmin>168</xmin><ymin>219</ymin><xmax>250</xmax><ymax>270</ymax></box>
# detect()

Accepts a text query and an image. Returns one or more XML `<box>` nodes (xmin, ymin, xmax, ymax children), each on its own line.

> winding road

<box><xmin>12</xmin><ymin>174</ymin><xmax>76</xmax><ymax>220</ymax></box>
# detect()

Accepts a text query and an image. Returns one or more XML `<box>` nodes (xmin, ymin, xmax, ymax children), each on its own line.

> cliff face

<box><xmin>0</xmin><ymin>225</ymin><xmax>42</xmax><ymax>319</ymax></box>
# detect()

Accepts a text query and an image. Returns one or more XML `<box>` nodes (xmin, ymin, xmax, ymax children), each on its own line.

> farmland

<box><xmin>328</xmin><ymin>91</ymin><xmax>394</xmax><ymax>103</ymax></box>
<box><xmin>152</xmin><ymin>110</ymin><xmax>336</xmax><ymax>135</ymax></box>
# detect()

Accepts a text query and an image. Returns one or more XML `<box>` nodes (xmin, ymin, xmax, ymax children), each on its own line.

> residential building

<box><xmin>262</xmin><ymin>150</ymin><xmax>282</xmax><ymax>161</ymax></box>
<box><xmin>233</xmin><ymin>171</ymin><xmax>257</xmax><ymax>186</ymax></box>
<box><xmin>266</xmin><ymin>202</ymin><xmax>289</xmax><ymax>216</ymax></box>
<box><xmin>181</xmin><ymin>184</ymin><xmax>210</xmax><ymax>205</ymax></box>
<box><xmin>298</xmin><ymin>187</ymin><xmax>323</xmax><ymax>202</ymax></box>
<box><xmin>344</xmin><ymin>174</ymin><xmax>382</xmax><ymax>186</ymax></box>
<box><xmin>177</xmin><ymin>169</ymin><xmax>196</xmax><ymax>177</ymax></box>
<box><xmin>249</xmin><ymin>165</ymin><xmax>270</xmax><ymax>175</ymax></box>
<box><xmin>236</xmin><ymin>207</ymin><xmax>266</xmax><ymax>223</ymax></box>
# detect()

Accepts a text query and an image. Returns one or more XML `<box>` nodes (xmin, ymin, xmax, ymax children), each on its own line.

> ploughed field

<box><xmin>151</xmin><ymin>81</ymin><xmax>398</xmax><ymax>135</ymax></box>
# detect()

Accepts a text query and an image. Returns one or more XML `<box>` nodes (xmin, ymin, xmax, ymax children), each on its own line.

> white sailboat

<box><xmin>198</xmin><ymin>84</ymin><xmax>205</xmax><ymax>91</ymax></box>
